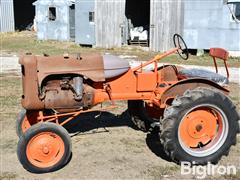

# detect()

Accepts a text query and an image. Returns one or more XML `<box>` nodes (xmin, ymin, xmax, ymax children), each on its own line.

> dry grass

<box><xmin>145</xmin><ymin>165</ymin><xmax>180</xmax><ymax>179</ymax></box>
<box><xmin>1</xmin><ymin>31</ymin><xmax>240</xmax><ymax>67</ymax></box>
<box><xmin>0</xmin><ymin>172</ymin><xmax>17</xmax><ymax>180</ymax></box>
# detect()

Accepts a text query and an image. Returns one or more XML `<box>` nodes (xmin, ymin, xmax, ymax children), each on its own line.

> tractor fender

<box><xmin>159</xmin><ymin>78</ymin><xmax>229</xmax><ymax>107</ymax></box>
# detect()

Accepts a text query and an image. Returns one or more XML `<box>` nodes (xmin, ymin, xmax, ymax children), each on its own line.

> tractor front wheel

<box><xmin>17</xmin><ymin>122</ymin><xmax>72</xmax><ymax>173</ymax></box>
<box><xmin>16</xmin><ymin>109</ymin><xmax>39</xmax><ymax>138</ymax></box>
<box><xmin>160</xmin><ymin>88</ymin><xmax>239</xmax><ymax>165</ymax></box>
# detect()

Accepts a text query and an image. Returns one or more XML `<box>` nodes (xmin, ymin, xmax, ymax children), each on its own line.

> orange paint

<box><xmin>26</xmin><ymin>132</ymin><xmax>65</xmax><ymax>168</ymax></box>
<box><xmin>179</xmin><ymin>109</ymin><xmax>219</xmax><ymax>148</ymax></box>
<box><xmin>209</xmin><ymin>48</ymin><xmax>230</xmax><ymax>78</ymax></box>
<box><xmin>21</xmin><ymin>111</ymin><xmax>39</xmax><ymax>133</ymax></box>
<box><xmin>136</xmin><ymin>72</ymin><xmax>157</xmax><ymax>91</ymax></box>
<box><xmin>20</xmin><ymin>47</ymin><xmax>229</xmax><ymax>130</ymax></box>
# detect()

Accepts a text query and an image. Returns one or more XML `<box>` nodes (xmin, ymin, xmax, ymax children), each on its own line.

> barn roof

<box><xmin>33</xmin><ymin>0</ymin><xmax>75</xmax><ymax>6</ymax></box>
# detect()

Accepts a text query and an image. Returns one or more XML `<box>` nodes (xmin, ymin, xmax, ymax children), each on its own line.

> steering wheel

<box><xmin>173</xmin><ymin>34</ymin><xmax>189</xmax><ymax>60</ymax></box>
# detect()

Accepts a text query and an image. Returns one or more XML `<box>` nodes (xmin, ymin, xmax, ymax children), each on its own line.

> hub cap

<box><xmin>178</xmin><ymin>104</ymin><xmax>228</xmax><ymax>157</ymax></box>
<box><xmin>26</xmin><ymin>132</ymin><xmax>65</xmax><ymax>168</ymax></box>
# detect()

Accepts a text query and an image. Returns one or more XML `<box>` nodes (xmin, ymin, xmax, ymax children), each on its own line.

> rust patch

<box><xmin>19</xmin><ymin>56</ymin><xmax>44</xmax><ymax>110</ymax></box>
<box><xmin>36</xmin><ymin>53</ymin><xmax>105</xmax><ymax>86</ymax></box>
<box><xmin>159</xmin><ymin>78</ymin><xmax>229</xmax><ymax>107</ymax></box>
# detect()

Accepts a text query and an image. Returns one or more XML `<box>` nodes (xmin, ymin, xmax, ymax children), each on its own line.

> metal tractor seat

<box><xmin>103</xmin><ymin>55</ymin><xmax>130</xmax><ymax>79</ymax></box>
<box><xmin>178</xmin><ymin>48</ymin><xmax>230</xmax><ymax>85</ymax></box>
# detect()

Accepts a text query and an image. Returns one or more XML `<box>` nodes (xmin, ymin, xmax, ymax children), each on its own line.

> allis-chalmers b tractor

<box><xmin>16</xmin><ymin>34</ymin><xmax>239</xmax><ymax>173</ymax></box>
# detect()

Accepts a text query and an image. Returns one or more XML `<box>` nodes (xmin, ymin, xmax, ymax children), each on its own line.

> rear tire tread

<box><xmin>160</xmin><ymin>87</ymin><xmax>239</xmax><ymax>165</ymax></box>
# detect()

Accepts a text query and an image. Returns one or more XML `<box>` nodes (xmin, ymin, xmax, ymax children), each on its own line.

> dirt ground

<box><xmin>0</xmin><ymin>75</ymin><xmax>239</xmax><ymax>180</ymax></box>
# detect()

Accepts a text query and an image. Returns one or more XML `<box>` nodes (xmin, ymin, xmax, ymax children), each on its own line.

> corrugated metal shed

<box><xmin>150</xmin><ymin>0</ymin><xmax>184</xmax><ymax>51</ymax></box>
<box><xmin>0</xmin><ymin>0</ymin><xmax>15</xmax><ymax>32</ymax></box>
<box><xmin>33</xmin><ymin>0</ymin><xmax>75</xmax><ymax>41</ymax></box>
<box><xmin>31</xmin><ymin>0</ymin><xmax>239</xmax><ymax>53</ymax></box>
<box><xmin>95</xmin><ymin>0</ymin><xmax>126</xmax><ymax>48</ymax></box>
<box><xmin>94</xmin><ymin>0</ymin><xmax>183</xmax><ymax>51</ymax></box>
<box><xmin>184</xmin><ymin>0</ymin><xmax>240</xmax><ymax>51</ymax></box>
<box><xmin>75</xmin><ymin>0</ymin><xmax>95</xmax><ymax>45</ymax></box>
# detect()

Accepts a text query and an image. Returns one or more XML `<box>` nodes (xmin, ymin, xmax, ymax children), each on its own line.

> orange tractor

<box><xmin>16</xmin><ymin>34</ymin><xmax>239</xmax><ymax>173</ymax></box>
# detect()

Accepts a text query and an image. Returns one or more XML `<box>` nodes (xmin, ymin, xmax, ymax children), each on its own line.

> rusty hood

<box><xmin>20</xmin><ymin>53</ymin><xmax>105</xmax><ymax>86</ymax></box>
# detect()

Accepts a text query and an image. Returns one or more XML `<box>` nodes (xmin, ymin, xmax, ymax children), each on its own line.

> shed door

<box><xmin>95</xmin><ymin>0</ymin><xmax>126</xmax><ymax>48</ymax></box>
<box><xmin>69</xmin><ymin>4</ymin><xmax>75</xmax><ymax>40</ymax></box>
<box><xmin>75</xmin><ymin>0</ymin><xmax>95</xmax><ymax>45</ymax></box>
<box><xmin>150</xmin><ymin>0</ymin><xmax>184</xmax><ymax>52</ymax></box>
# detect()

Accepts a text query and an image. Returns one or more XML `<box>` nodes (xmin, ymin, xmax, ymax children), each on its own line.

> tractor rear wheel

<box><xmin>16</xmin><ymin>109</ymin><xmax>39</xmax><ymax>138</ymax></box>
<box><xmin>160</xmin><ymin>88</ymin><xmax>239</xmax><ymax>165</ymax></box>
<box><xmin>17</xmin><ymin>122</ymin><xmax>72</xmax><ymax>173</ymax></box>
<box><xmin>128</xmin><ymin>100</ymin><xmax>160</xmax><ymax>132</ymax></box>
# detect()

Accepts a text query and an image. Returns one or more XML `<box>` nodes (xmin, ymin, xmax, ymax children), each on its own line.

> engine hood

<box><xmin>19</xmin><ymin>53</ymin><xmax>105</xmax><ymax>86</ymax></box>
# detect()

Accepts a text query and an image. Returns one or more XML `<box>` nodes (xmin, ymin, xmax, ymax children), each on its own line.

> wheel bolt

<box><xmin>43</xmin><ymin>147</ymin><xmax>49</xmax><ymax>154</ymax></box>
<box><xmin>196</xmin><ymin>125</ymin><xmax>203</xmax><ymax>132</ymax></box>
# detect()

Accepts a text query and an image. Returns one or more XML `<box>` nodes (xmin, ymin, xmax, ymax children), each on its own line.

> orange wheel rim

<box><xmin>180</xmin><ymin>109</ymin><xmax>219</xmax><ymax>148</ymax></box>
<box><xmin>21</xmin><ymin>112</ymin><xmax>39</xmax><ymax>133</ymax></box>
<box><xmin>26</xmin><ymin>132</ymin><xmax>65</xmax><ymax>168</ymax></box>
<box><xmin>178</xmin><ymin>104</ymin><xmax>228</xmax><ymax>157</ymax></box>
